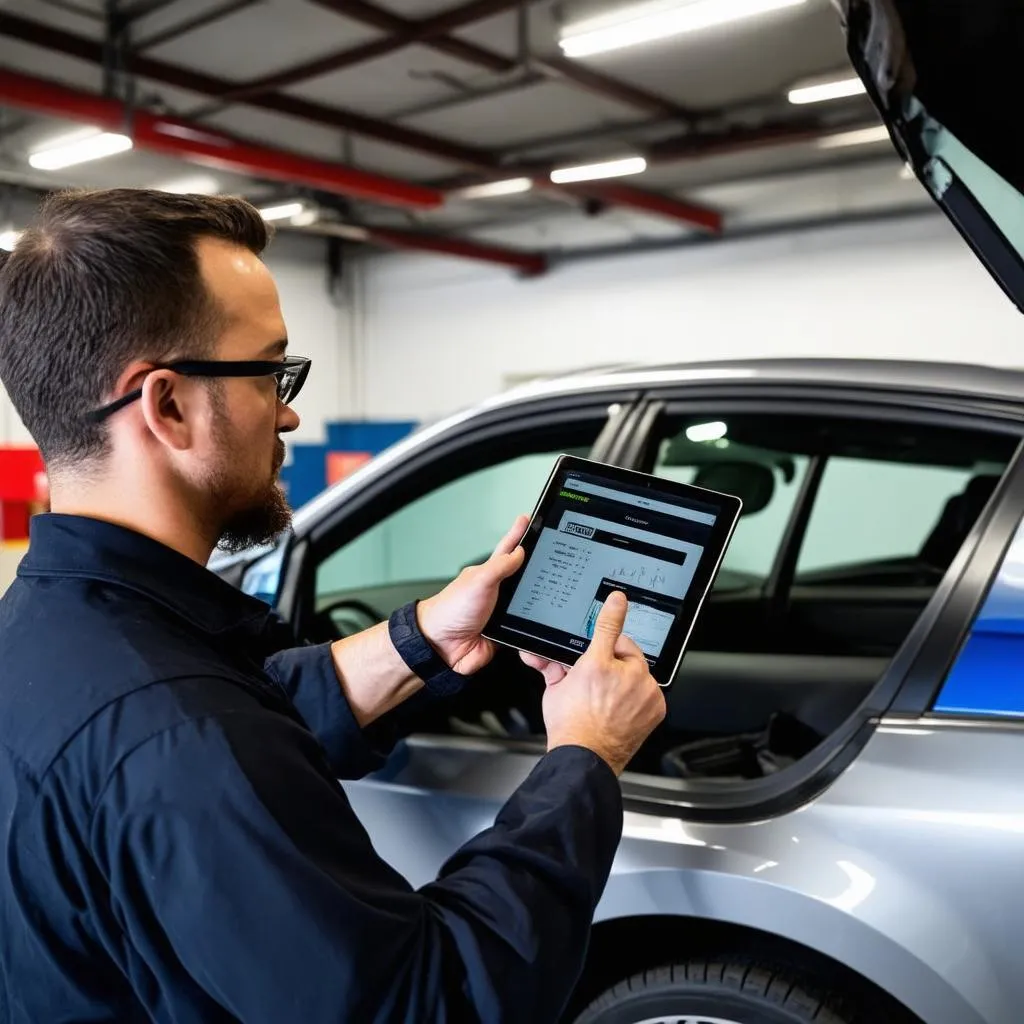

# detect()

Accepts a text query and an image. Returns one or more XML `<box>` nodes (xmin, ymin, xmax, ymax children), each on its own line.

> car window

<box><xmin>315</xmin><ymin>447</ymin><xmax>590</xmax><ymax>630</ymax></box>
<box><xmin>796</xmin><ymin>457</ymin><xmax>977</xmax><ymax>580</ymax></box>
<box><xmin>651</xmin><ymin>422</ymin><xmax>809</xmax><ymax>592</ymax></box>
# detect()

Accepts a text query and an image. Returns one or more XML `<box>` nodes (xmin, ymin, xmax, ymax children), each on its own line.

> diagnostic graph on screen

<box><xmin>507</xmin><ymin>509</ymin><xmax>704</xmax><ymax>656</ymax></box>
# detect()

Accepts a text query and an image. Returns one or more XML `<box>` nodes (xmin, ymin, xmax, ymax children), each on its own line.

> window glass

<box><xmin>652</xmin><ymin>424</ymin><xmax>808</xmax><ymax>591</ymax></box>
<box><xmin>317</xmin><ymin>449</ymin><xmax>585</xmax><ymax>611</ymax></box>
<box><xmin>796</xmin><ymin>458</ymin><xmax>976</xmax><ymax>577</ymax></box>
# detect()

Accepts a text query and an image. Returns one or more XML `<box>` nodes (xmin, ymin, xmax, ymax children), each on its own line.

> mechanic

<box><xmin>0</xmin><ymin>189</ymin><xmax>666</xmax><ymax>1023</ymax></box>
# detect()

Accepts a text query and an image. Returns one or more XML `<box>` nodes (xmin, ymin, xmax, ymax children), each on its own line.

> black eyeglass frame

<box><xmin>86</xmin><ymin>356</ymin><xmax>312</xmax><ymax>423</ymax></box>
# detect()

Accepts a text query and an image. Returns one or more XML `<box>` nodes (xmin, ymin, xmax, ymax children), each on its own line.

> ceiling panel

<box><xmin>0</xmin><ymin>36</ymin><xmax>104</xmax><ymax>94</ymax></box>
<box><xmin>371</xmin><ymin>0</ymin><xmax>471</xmax><ymax>18</ymax></box>
<box><xmin>146</xmin><ymin>0</ymin><xmax>379</xmax><ymax>81</ymax></box>
<box><xmin>348</xmin><ymin>136</ymin><xmax>462</xmax><ymax>181</ymax></box>
<box><xmin>199</xmin><ymin>104</ymin><xmax>356</xmax><ymax>162</ymax></box>
<box><xmin>285</xmin><ymin>44</ymin><xmax>489</xmax><ymax>119</ymax></box>
<box><xmin>1</xmin><ymin>0</ymin><xmax>104</xmax><ymax>39</ymax></box>
<box><xmin>406</xmin><ymin>79</ymin><xmax>642</xmax><ymax>147</ymax></box>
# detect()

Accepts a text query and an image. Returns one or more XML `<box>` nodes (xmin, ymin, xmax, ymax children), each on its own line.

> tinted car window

<box><xmin>651</xmin><ymin>423</ymin><xmax>808</xmax><ymax>592</ymax></box>
<box><xmin>796</xmin><ymin>458</ymin><xmax>978</xmax><ymax>580</ymax></box>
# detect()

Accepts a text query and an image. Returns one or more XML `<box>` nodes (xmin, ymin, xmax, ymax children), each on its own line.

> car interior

<box><xmin>306</xmin><ymin>412</ymin><xmax>1018</xmax><ymax>787</ymax></box>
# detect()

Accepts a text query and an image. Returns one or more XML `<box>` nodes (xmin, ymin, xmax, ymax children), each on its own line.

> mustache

<box><xmin>273</xmin><ymin>439</ymin><xmax>286</xmax><ymax>472</ymax></box>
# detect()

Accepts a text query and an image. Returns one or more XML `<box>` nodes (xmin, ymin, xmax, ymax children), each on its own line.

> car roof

<box><xmin>491</xmin><ymin>357</ymin><xmax>1024</xmax><ymax>410</ymax></box>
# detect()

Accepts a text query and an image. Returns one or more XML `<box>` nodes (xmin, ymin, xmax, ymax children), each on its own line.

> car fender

<box><xmin>590</xmin><ymin>811</ymin><xmax>1002</xmax><ymax>1024</ymax></box>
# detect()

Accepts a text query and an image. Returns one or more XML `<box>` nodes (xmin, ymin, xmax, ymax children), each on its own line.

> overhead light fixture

<box><xmin>788</xmin><ymin>74</ymin><xmax>866</xmax><ymax>105</ymax></box>
<box><xmin>685</xmin><ymin>420</ymin><xmax>728</xmax><ymax>442</ymax></box>
<box><xmin>559</xmin><ymin>0</ymin><xmax>808</xmax><ymax>58</ymax></box>
<box><xmin>452</xmin><ymin>178</ymin><xmax>534</xmax><ymax>200</ymax></box>
<box><xmin>153</xmin><ymin>173</ymin><xmax>220</xmax><ymax>195</ymax></box>
<box><xmin>29</xmin><ymin>129</ymin><xmax>133</xmax><ymax>170</ymax></box>
<box><xmin>0</xmin><ymin>229</ymin><xmax>23</xmax><ymax>251</ymax></box>
<box><xmin>551</xmin><ymin>156</ymin><xmax>647</xmax><ymax>184</ymax></box>
<box><xmin>258</xmin><ymin>202</ymin><xmax>306</xmax><ymax>222</ymax></box>
<box><xmin>817</xmin><ymin>125</ymin><xmax>890</xmax><ymax>149</ymax></box>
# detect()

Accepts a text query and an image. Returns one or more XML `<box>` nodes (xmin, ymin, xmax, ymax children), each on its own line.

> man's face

<box><xmin>193</xmin><ymin>238</ymin><xmax>300</xmax><ymax>553</ymax></box>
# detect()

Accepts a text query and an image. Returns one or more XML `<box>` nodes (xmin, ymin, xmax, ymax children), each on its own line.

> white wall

<box><xmin>0</xmin><ymin>231</ymin><xmax>352</xmax><ymax>446</ymax></box>
<box><xmin>359</xmin><ymin>212</ymin><xmax>1024</xmax><ymax>422</ymax></box>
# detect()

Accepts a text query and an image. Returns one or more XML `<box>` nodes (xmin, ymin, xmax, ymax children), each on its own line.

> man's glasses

<box><xmin>86</xmin><ymin>356</ymin><xmax>312</xmax><ymax>423</ymax></box>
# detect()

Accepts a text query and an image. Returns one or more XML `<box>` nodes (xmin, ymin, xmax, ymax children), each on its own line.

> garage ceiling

<box><xmin>0</xmin><ymin>0</ymin><xmax>933</xmax><ymax>270</ymax></box>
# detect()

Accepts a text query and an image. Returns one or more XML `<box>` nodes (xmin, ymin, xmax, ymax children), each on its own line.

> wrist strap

<box><xmin>388</xmin><ymin>601</ymin><xmax>469</xmax><ymax>697</ymax></box>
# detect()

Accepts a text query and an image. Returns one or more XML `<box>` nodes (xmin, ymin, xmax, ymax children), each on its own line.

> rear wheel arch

<box><xmin>564</xmin><ymin>915</ymin><xmax>923</xmax><ymax>1023</ymax></box>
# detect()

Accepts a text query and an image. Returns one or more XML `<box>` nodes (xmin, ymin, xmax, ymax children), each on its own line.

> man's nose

<box><xmin>277</xmin><ymin>402</ymin><xmax>300</xmax><ymax>434</ymax></box>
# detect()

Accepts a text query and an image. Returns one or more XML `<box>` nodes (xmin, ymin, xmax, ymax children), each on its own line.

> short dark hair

<box><xmin>0</xmin><ymin>188</ymin><xmax>270</xmax><ymax>469</ymax></box>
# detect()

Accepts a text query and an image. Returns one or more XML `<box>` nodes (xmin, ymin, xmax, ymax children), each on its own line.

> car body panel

<box><xmin>345</xmin><ymin>720</ymin><xmax>1024</xmax><ymax>1024</ymax></box>
<box><xmin>213</xmin><ymin>355</ymin><xmax>1024</xmax><ymax>1022</ymax></box>
<box><xmin>935</xmin><ymin>519</ymin><xmax>1024</xmax><ymax>717</ymax></box>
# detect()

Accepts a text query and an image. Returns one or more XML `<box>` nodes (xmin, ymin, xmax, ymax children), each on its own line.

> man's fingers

<box><xmin>519</xmin><ymin>651</ymin><xmax>569</xmax><ymax>685</ymax></box>
<box><xmin>588</xmin><ymin>591</ymin><xmax>628</xmax><ymax>655</ymax></box>
<box><xmin>520</xmin><ymin>651</ymin><xmax>548</xmax><ymax>672</ymax></box>
<box><xmin>491</xmin><ymin>515</ymin><xmax>529</xmax><ymax>559</ymax></box>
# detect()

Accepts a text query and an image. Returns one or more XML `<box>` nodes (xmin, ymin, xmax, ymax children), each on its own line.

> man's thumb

<box><xmin>589</xmin><ymin>591</ymin><xmax>628</xmax><ymax>654</ymax></box>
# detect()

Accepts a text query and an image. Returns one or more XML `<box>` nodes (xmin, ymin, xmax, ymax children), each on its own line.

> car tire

<box><xmin>572</xmin><ymin>958</ymin><xmax>858</xmax><ymax>1024</ymax></box>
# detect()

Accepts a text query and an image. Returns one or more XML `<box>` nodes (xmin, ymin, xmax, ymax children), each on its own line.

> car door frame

<box><xmin>275</xmin><ymin>387</ymin><xmax>642</xmax><ymax>641</ymax></box>
<box><xmin>606</xmin><ymin>380</ymin><xmax>1024</xmax><ymax>819</ymax></box>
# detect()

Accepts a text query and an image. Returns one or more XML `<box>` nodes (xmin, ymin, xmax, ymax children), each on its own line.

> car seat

<box><xmin>918</xmin><ymin>474</ymin><xmax>1000</xmax><ymax>572</ymax></box>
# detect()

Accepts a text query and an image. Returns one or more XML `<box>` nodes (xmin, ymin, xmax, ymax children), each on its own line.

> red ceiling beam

<box><xmin>0</xmin><ymin>68</ymin><xmax>547</xmax><ymax>273</ymax></box>
<box><xmin>561</xmin><ymin>183</ymin><xmax>723</xmax><ymax>233</ymax></box>
<box><xmin>356</xmin><ymin>226</ymin><xmax>547</xmax><ymax>275</ymax></box>
<box><xmin>0</xmin><ymin>12</ymin><xmax>496</xmax><ymax>170</ymax></box>
<box><xmin>0</xmin><ymin>14</ymin><xmax>723</xmax><ymax>232</ymax></box>
<box><xmin>0</xmin><ymin>69</ymin><xmax>442</xmax><ymax>209</ymax></box>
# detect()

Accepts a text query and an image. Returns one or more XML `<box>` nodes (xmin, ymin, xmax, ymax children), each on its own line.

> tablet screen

<box><xmin>484</xmin><ymin>456</ymin><xmax>742</xmax><ymax>686</ymax></box>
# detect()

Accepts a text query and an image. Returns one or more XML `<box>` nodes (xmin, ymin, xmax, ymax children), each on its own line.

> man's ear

<box><xmin>138</xmin><ymin>369</ymin><xmax>194</xmax><ymax>452</ymax></box>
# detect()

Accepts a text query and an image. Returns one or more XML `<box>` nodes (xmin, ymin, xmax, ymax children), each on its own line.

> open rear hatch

<box><xmin>841</xmin><ymin>0</ymin><xmax>1024</xmax><ymax>311</ymax></box>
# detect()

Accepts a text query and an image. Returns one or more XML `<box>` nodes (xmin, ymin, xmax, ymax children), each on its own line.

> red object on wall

<box><xmin>326</xmin><ymin>451</ymin><xmax>372</xmax><ymax>485</ymax></box>
<box><xmin>0</xmin><ymin>448</ymin><xmax>46</xmax><ymax>542</ymax></box>
<box><xmin>0</xmin><ymin>448</ymin><xmax>45</xmax><ymax>501</ymax></box>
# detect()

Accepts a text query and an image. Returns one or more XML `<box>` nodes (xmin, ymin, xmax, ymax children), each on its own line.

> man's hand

<box><xmin>416</xmin><ymin>516</ymin><xmax>528</xmax><ymax>675</ymax></box>
<box><xmin>539</xmin><ymin>591</ymin><xmax>666</xmax><ymax>776</ymax></box>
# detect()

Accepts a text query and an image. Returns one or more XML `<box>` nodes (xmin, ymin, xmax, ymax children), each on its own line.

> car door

<box><xmin>284</xmin><ymin>392</ymin><xmax>633</xmax><ymax>885</ymax></box>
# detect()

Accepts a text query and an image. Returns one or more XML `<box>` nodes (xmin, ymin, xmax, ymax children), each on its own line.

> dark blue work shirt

<box><xmin>0</xmin><ymin>515</ymin><xmax>623</xmax><ymax>1023</ymax></box>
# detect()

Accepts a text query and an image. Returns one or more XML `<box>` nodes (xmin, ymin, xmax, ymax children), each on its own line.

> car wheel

<box><xmin>572</xmin><ymin>959</ymin><xmax>858</xmax><ymax>1024</ymax></box>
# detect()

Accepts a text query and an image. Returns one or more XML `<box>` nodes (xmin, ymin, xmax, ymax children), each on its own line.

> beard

<box><xmin>211</xmin><ymin>435</ymin><xmax>293</xmax><ymax>555</ymax></box>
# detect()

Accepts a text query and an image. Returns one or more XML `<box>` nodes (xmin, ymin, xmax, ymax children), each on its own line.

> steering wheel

<box><xmin>309</xmin><ymin>598</ymin><xmax>386</xmax><ymax>641</ymax></box>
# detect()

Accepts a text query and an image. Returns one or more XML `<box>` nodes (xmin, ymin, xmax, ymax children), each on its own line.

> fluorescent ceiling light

<box><xmin>452</xmin><ymin>178</ymin><xmax>534</xmax><ymax>200</ymax></box>
<box><xmin>153</xmin><ymin>173</ymin><xmax>220</xmax><ymax>195</ymax></box>
<box><xmin>258</xmin><ymin>202</ymin><xmax>306</xmax><ymax>222</ymax></box>
<box><xmin>0</xmin><ymin>229</ymin><xmax>23</xmax><ymax>252</ymax></box>
<box><xmin>685</xmin><ymin>420</ymin><xmax>727</xmax><ymax>442</ymax></box>
<box><xmin>551</xmin><ymin>156</ymin><xmax>647</xmax><ymax>184</ymax></box>
<box><xmin>29</xmin><ymin>130</ymin><xmax>133</xmax><ymax>170</ymax></box>
<box><xmin>817</xmin><ymin>125</ymin><xmax>890</xmax><ymax>149</ymax></box>
<box><xmin>559</xmin><ymin>0</ymin><xmax>807</xmax><ymax>58</ymax></box>
<box><xmin>788</xmin><ymin>75</ymin><xmax>866</xmax><ymax>105</ymax></box>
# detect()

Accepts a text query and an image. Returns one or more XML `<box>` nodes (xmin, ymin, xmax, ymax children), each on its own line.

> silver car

<box><xmin>214</xmin><ymin>4</ymin><xmax>1024</xmax><ymax>1022</ymax></box>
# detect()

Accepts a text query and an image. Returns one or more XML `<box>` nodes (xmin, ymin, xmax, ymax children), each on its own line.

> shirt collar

<box><xmin>18</xmin><ymin>513</ymin><xmax>276</xmax><ymax>637</ymax></box>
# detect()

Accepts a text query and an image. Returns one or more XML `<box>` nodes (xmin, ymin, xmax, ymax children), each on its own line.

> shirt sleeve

<box><xmin>265</xmin><ymin>642</ymin><xmax>406</xmax><ymax>780</ymax></box>
<box><xmin>90</xmin><ymin>707</ymin><xmax>623</xmax><ymax>1024</ymax></box>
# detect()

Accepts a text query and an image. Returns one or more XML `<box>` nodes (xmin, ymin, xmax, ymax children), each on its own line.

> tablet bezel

<box><xmin>482</xmin><ymin>454</ymin><xmax>743</xmax><ymax>687</ymax></box>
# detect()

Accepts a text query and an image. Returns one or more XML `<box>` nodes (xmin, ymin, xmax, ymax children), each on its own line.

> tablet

<box><xmin>483</xmin><ymin>455</ymin><xmax>743</xmax><ymax>687</ymax></box>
